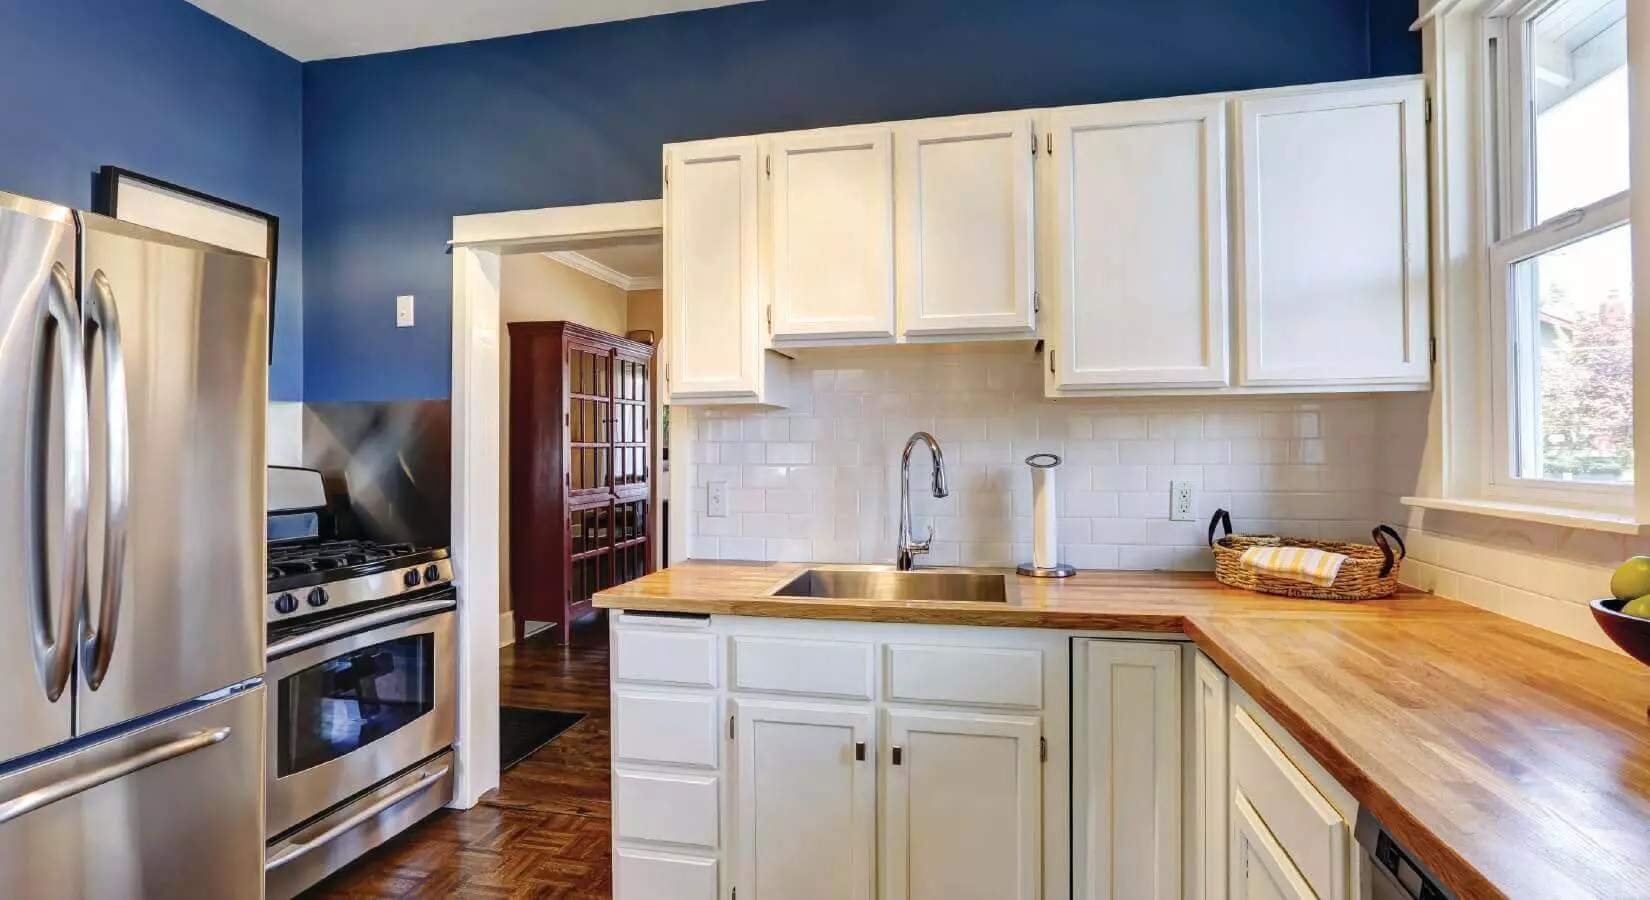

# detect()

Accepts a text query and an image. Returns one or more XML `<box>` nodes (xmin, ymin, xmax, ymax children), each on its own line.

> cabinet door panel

<box><xmin>1073</xmin><ymin>640</ymin><xmax>1182</xmax><ymax>899</ymax></box>
<box><xmin>1235</xmin><ymin>80</ymin><xmax>1429</xmax><ymax>386</ymax></box>
<box><xmin>896</xmin><ymin>114</ymin><xmax>1035</xmax><ymax>336</ymax></box>
<box><xmin>615</xmin><ymin>847</ymin><xmax>719</xmax><ymax>900</ymax></box>
<box><xmin>733</xmin><ymin>700</ymin><xmax>875</xmax><ymax>900</ymax></box>
<box><xmin>883</xmin><ymin>708</ymin><xmax>1040</xmax><ymax>900</ymax></box>
<box><xmin>1050</xmin><ymin>97</ymin><xmax>1229</xmax><ymax>388</ymax></box>
<box><xmin>1231</xmin><ymin>793</ymin><xmax>1315</xmax><ymax>900</ymax></box>
<box><xmin>666</xmin><ymin>139</ymin><xmax>763</xmax><ymax>398</ymax></box>
<box><xmin>768</xmin><ymin>128</ymin><xmax>895</xmax><ymax>341</ymax></box>
<box><xmin>1191</xmin><ymin>653</ymin><xmax>1230</xmax><ymax>900</ymax></box>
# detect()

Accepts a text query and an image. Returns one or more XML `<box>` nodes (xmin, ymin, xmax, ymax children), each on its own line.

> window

<box><xmin>1487</xmin><ymin>0</ymin><xmax>1634</xmax><ymax>509</ymax></box>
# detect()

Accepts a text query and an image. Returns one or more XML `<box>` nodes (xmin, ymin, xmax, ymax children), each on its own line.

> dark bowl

<box><xmin>1591</xmin><ymin>598</ymin><xmax>1650</xmax><ymax>667</ymax></box>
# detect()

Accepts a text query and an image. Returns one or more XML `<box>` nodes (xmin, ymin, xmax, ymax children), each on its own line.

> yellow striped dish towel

<box><xmin>1238</xmin><ymin>546</ymin><xmax>1349</xmax><ymax>588</ymax></box>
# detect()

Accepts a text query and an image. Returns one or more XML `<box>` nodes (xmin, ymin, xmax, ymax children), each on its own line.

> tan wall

<box><xmin>626</xmin><ymin>288</ymin><xmax>666</xmax><ymax>568</ymax></box>
<box><xmin>500</xmin><ymin>254</ymin><xmax>629</xmax><ymax>615</ymax></box>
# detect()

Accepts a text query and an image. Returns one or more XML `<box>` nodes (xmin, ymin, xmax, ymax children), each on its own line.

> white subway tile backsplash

<box><xmin>686</xmin><ymin>347</ymin><xmax>1386</xmax><ymax>568</ymax></box>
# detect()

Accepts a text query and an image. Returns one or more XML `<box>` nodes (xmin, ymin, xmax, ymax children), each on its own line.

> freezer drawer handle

<box><xmin>81</xmin><ymin>270</ymin><xmax>131</xmax><ymax>690</ymax></box>
<box><xmin>264</xmin><ymin>763</ymin><xmax>451</xmax><ymax>871</ymax></box>
<box><xmin>0</xmin><ymin>727</ymin><xmax>230</xmax><ymax>824</ymax></box>
<box><xmin>267</xmin><ymin>596</ymin><xmax>458</xmax><ymax>660</ymax></box>
<box><xmin>25</xmin><ymin>261</ymin><xmax>89</xmax><ymax>703</ymax></box>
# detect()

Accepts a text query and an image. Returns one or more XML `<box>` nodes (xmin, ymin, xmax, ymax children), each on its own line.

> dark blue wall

<box><xmin>303</xmin><ymin>0</ymin><xmax>1422</xmax><ymax>401</ymax></box>
<box><xmin>0</xmin><ymin>0</ymin><xmax>305</xmax><ymax>400</ymax></box>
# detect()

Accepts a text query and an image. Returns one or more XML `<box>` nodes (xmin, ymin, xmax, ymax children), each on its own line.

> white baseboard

<box><xmin>499</xmin><ymin>611</ymin><xmax>514</xmax><ymax>648</ymax></box>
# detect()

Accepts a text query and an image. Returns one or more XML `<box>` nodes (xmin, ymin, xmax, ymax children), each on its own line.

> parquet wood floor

<box><xmin>301</xmin><ymin>613</ymin><xmax>614</xmax><ymax>899</ymax></box>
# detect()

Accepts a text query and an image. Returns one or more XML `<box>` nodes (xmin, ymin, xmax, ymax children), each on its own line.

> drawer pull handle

<box><xmin>854</xmin><ymin>741</ymin><xmax>866</xmax><ymax>762</ymax></box>
<box><xmin>892</xmin><ymin>745</ymin><xmax>903</xmax><ymax>766</ymax></box>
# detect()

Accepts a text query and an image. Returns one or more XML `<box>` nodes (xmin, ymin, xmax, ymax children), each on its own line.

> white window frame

<box><xmin>1407</xmin><ymin>0</ymin><xmax>1648</xmax><ymax>532</ymax></box>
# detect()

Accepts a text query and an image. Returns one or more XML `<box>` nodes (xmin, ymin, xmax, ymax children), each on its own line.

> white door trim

<box><xmin>449</xmin><ymin>198</ymin><xmax>664</xmax><ymax>808</ymax></box>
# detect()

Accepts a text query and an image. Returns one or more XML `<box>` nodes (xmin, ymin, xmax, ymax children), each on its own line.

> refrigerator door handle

<box><xmin>80</xmin><ymin>270</ymin><xmax>130</xmax><ymax>689</ymax></box>
<box><xmin>25</xmin><ymin>261</ymin><xmax>89</xmax><ymax>702</ymax></box>
<box><xmin>0</xmin><ymin>726</ymin><xmax>231</xmax><ymax>824</ymax></box>
<box><xmin>264</xmin><ymin>763</ymin><xmax>452</xmax><ymax>871</ymax></box>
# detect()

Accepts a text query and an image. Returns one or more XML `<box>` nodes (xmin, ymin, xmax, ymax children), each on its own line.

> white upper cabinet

<box><xmin>1233</xmin><ymin>79</ymin><xmax>1430</xmax><ymax>387</ymax></box>
<box><xmin>767</xmin><ymin>127</ymin><xmax>897</xmax><ymax>343</ymax></box>
<box><xmin>666</xmin><ymin>138</ymin><xmax>777</xmax><ymax>403</ymax></box>
<box><xmin>896</xmin><ymin>113</ymin><xmax>1037</xmax><ymax>338</ymax></box>
<box><xmin>1048</xmin><ymin>96</ymin><xmax>1230</xmax><ymax>389</ymax></box>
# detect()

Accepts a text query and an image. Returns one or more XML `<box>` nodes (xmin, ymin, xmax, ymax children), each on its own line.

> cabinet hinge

<box><xmin>1031</xmin><ymin>130</ymin><xmax>1039</xmax><ymax>156</ymax></box>
<box><xmin>1424</xmin><ymin>96</ymin><xmax>1433</xmax><ymax>124</ymax></box>
<box><xmin>1429</xmin><ymin>336</ymin><xmax>1438</xmax><ymax>366</ymax></box>
<box><xmin>1032</xmin><ymin>290</ymin><xmax>1040</xmax><ymax>315</ymax></box>
<box><xmin>664</xmin><ymin>163</ymin><xmax>670</xmax><ymax>187</ymax></box>
<box><xmin>765</xmin><ymin>304</ymin><xmax>773</xmax><ymax>332</ymax></box>
<box><xmin>1040</xmin><ymin>737</ymin><xmax>1047</xmax><ymax>763</ymax></box>
<box><xmin>728</xmin><ymin>714</ymin><xmax>736</xmax><ymax>740</ymax></box>
<box><xmin>564</xmin><ymin>412</ymin><xmax>570</xmax><ymax>427</ymax></box>
<box><xmin>765</xmin><ymin>155</ymin><xmax>772</xmax><ymax>178</ymax></box>
<box><xmin>1048</xmin><ymin>347</ymin><xmax>1056</xmax><ymax>375</ymax></box>
<box><xmin>1045</xmin><ymin>132</ymin><xmax>1053</xmax><ymax>155</ymax></box>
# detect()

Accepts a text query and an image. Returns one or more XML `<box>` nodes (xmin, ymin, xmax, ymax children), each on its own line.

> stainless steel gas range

<box><xmin>262</xmin><ymin>466</ymin><xmax>457</xmax><ymax>900</ymax></box>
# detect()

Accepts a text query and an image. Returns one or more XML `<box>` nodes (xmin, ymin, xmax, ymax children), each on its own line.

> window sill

<box><xmin>1399</xmin><ymin>496</ymin><xmax>1643</xmax><ymax>535</ymax></box>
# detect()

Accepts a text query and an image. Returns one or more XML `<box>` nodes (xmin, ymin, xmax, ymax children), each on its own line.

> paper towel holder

<box><xmin>1017</xmin><ymin>452</ymin><xmax>1077</xmax><ymax>579</ymax></box>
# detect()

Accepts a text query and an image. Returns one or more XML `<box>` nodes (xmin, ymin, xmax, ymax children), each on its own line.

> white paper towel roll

<box><xmin>1028</xmin><ymin>454</ymin><xmax>1060</xmax><ymax>569</ymax></box>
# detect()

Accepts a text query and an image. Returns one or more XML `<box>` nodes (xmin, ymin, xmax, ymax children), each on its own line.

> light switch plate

<box><xmin>396</xmin><ymin>295</ymin><xmax>415</xmax><ymax>327</ymax></box>
<box><xmin>707</xmin><ymin>481</ymin><xmax>728</xmax><ymax>517</ymax></box>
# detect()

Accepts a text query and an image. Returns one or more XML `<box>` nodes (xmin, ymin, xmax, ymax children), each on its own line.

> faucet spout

<box><xmin>897</xmin><ymin>432</ymin><xmax>948</xmax><ymax>571</ymax></box>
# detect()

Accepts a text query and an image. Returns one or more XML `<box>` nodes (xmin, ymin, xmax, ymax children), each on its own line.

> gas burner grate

<box><xmin>268</xmin><ymin>540</ymin><xmax>425</xmax><ymax>578</ymax></box>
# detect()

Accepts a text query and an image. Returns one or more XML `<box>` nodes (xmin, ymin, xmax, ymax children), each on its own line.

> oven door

<box><xmin>265</xmin><ymin>594</ymin><xmax>456</xmax><ymax>838</ymax></box>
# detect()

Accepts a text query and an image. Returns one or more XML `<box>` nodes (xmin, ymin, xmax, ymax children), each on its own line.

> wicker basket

<box><xmin>1207</xmin><ymin>509</ymin><xmax>1406</xmax><ymax>601</ymax></box>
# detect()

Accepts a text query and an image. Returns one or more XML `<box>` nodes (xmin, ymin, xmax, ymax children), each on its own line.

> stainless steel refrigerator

<box><xmin>0</xmin><ymin>191</ymin><xmax>268</xmax><ymax>899</ymax></box>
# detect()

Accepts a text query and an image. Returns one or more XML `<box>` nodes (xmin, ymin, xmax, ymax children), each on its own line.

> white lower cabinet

<box><xmin>882</xmin><ymin>708</ymin><xmax>1043</xmax><ymax>900</ymax></box>
<box><xmin>616</xmin><ymin>847</ymin><xmax>720</xmax><ymax>900</ymax></box>
<box><xmin>732</xmin><ymin>700</ymin><xmax>875</xmax><ymax>900</ymax></box>
<box><xmin>1231</xmin><ymin>794</ymin><xmax>1316</xmax><ymax>900</ymax></box>
<box><xmin>1073</xmin><ymin>639</ymin><xmax>1183</xmax><ymax>900</ymax></box>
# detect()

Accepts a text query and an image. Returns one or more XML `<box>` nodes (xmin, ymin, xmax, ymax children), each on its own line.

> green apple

<box><xmin>1622</xmin><ymin>595</ymin><xmax>1650</xmax><ymax>619</ymax></box>
<box><xmin>1611</xmin><ymin>557</ymin><xmax>1650</xmax><ymax>601</ymax></box>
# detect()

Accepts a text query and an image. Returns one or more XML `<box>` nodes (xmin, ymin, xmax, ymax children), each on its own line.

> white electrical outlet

<box><xmin>1170</xmin><ymin>481</ymin><xmax>1197</xmax><ymax>522</ymax></box>
<box><xmin>396</xmin><ymin>295</ymin><xmax>415</xmax><ymax>327</ymax></box>
<box><xmin>707</xmin><ymin>481</ymin><xmax>728</xmax><ymax>517</ymax></box>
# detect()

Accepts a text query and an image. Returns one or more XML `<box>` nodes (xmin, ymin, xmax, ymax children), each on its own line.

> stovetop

<box><xmin>269</xmin><ymin>539</ymin><xmax>431</xmax><ymax>582</ymax></box>
<box><xmin>266</xmin><ymin>540</ymin><xmax>452</xmax><ymax>625</ymax></box>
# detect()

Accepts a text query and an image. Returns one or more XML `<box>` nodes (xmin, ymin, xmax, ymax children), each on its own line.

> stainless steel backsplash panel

<box><xmin>302</xmin><ymin>401</ymin><xmax>451</xmax><ymax>547</ymax></box>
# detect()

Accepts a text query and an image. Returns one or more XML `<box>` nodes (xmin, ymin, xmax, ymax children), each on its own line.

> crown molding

<box><xmin>545</xmin><ymin>250</ymin><xmax>660</xmax><ymax>292</ymax></box>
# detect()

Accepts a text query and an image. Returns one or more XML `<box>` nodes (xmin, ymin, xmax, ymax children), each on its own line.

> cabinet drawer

<box><xmin>885</xmin><ymin>644</ymin><xmax>1043</xmax><ymax>709</ymax></box>
<box><xmin>615</xmin><ymin>847</ymin><xmax>719</xmax><ymax>900</ymax></box>
<box><xmin>1229</xmin><ymin>708</ymin><xmax>1348</xmax><ymax>900</ymax></box>
<box><xmin>731</xmin><ymin>636</ymin><xmax>875</xmax><ymax>699</ymax></box>
<box><xmin>614</xmin><ymin>691</ymin><xmax>720</xmax><ymax>769</ymax></box>
<box><xmin>614</xmin><ymin>769</ymin><xmax>720</xmax><ymax>849</ymax></box>
<box><xmin>615</xmin><ymin>629</ymin><xmax>718</xmax><ymax>688</ymax></box>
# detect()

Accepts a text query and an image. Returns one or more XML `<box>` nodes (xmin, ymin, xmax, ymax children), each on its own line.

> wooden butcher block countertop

<box><xmin>596</xmin><ymin>561</ymin><xmax>1650</xmax><ymax>899</ymax></box>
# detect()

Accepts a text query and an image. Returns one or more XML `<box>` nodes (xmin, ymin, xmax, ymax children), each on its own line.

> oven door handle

<box><xmin>264</xmin><ymin>763</ymin><xmax>451</xmax><ymax>871</ymax></box>
<box><xmin>267</xmin><ymin>596</ymin><xmax>457</xmax><ymax>660</ymax></box>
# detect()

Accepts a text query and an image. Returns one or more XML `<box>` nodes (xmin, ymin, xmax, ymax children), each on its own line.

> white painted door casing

<box><xmin>1074</xmin><ymin>640</ymin><xmax>1183</xmax><ymax>900</ymax></box>
<box><xmin>896</xmin><ymin>113</ymin><xmax>1037</xmax><ymax>337</ymax></box>
<box><xmin>1233</xmin><ymin>80</ymin><xmax>1431</xmax><ymax>386</ymax></box>
<box><xmin>767</xmin><ymin>127</ymin><xmax>897</xmax><ymax>341</ymax></box>
<box><xmin>666</xmin><ymin>139</ymin><xmax>765</xmax><ymax>399</ymax></box>
<box><xmin>1049</xmin><ymin>96</ymin><xmax>1230</xmax><ymax>389</ymax></box>
<box><xmin>882</xmin><ymin>708</ymin><xmax>1042</xmax><ymax>900</ymax></box>
<box><xmin>731</xmin><ymin>699</ymin><xmax>876</xmax><ymax>900</ymax></box>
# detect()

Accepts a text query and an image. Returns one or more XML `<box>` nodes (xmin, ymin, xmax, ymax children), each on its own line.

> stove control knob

<box><xmin>403</xmin><ymin>569</ymin><xmax>422</xmax><ymax>589</ymax></box>
<box><xmin>306</xmin><ymin>587</ymin><xmax>329</xmax><ymax>608</ymax></box>
<box><xmin>424</xmin><ymin>564</ymin><xmax>442</xmax><ymax>584</ymax></box>
<box><xmin>274</xmin><ymin>593</ymin><xmax>299</xmax><ymax>615</ymax></box>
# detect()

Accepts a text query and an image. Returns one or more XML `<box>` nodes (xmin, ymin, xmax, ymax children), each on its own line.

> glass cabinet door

<box><xmin>568</xmin><ymin>345</ymin><xmax>613</xmax><ymax>493</ymax></box>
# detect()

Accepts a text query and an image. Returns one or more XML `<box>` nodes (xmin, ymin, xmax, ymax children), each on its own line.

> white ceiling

<box><xmin>187</xmin><ymin>0</ymin><xmax>764</xmax><ymax>61</ymax></box>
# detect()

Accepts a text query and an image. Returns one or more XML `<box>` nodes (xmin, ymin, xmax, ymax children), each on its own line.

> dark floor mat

<box><xmin>500</xmin><ymin>706</ymin><xmax>586</xmax><ymax>772</ymax></box>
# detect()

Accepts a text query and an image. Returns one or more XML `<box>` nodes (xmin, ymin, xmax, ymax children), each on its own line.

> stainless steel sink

<box><xmin>768</xmin><ymin>568</ymin><xmax>1017</xmax><ymax>603</ymax></box>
